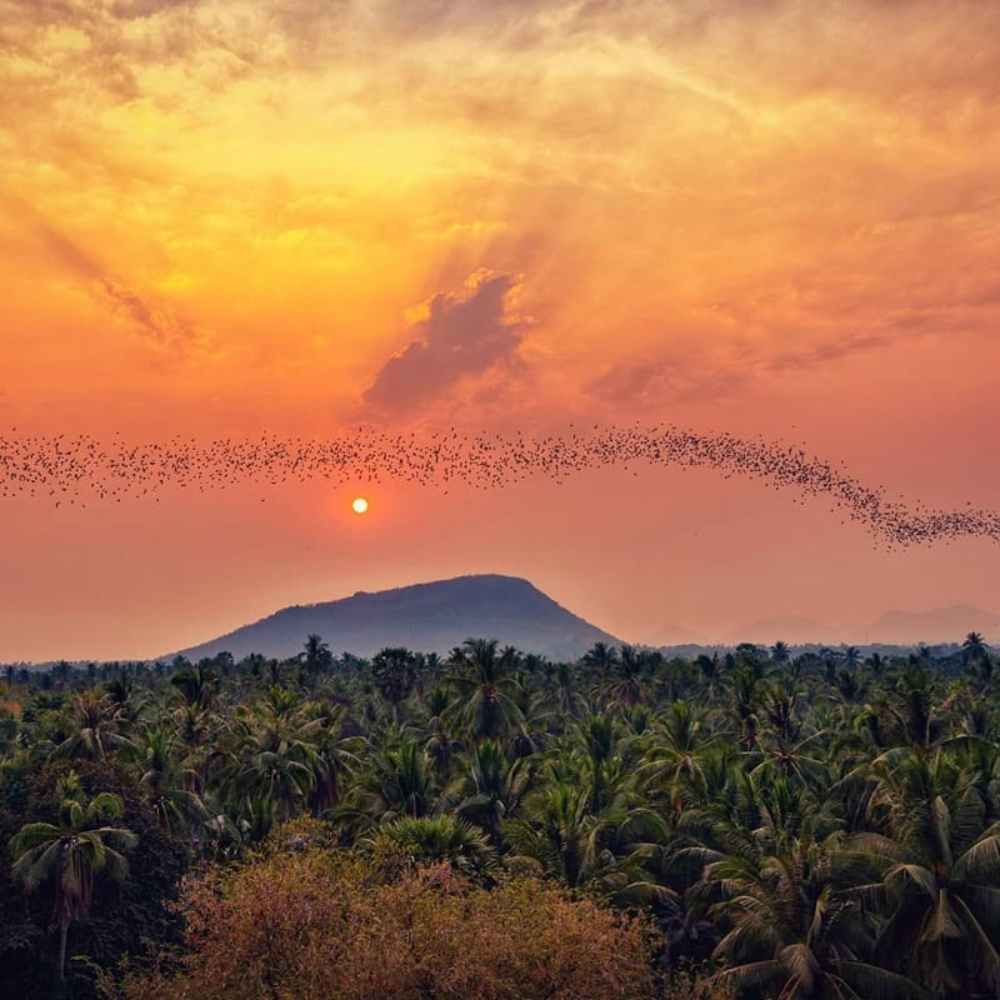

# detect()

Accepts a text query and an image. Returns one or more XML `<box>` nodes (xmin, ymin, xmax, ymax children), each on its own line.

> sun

<box><xmin>351</xmin><ymin>496</ymin><xmax>370</xmax><ymax>515</ymax></box>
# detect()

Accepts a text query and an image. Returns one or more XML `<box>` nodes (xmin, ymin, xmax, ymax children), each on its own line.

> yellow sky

<box><xmin>3</xmin><ymin>1</ymin><xmax>1000</xmax><ymax>659</ymax></box>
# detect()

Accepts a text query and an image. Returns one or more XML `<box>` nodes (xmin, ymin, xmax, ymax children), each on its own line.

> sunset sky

<box><xmin>3</xmin><ymin>0</ymin><xmax>1000</xmax><ymax>662</ymax></box>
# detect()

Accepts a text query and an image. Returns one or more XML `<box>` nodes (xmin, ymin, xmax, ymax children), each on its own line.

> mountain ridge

<box><xmin>720</xmin><ymin>605</ymin><xmax>1000</xmax><ymax>647</ymax></box>
<box><xmin>166</xmin><ymin>574</ymin><xmax>622</xmax><ymax>662</ymax></box>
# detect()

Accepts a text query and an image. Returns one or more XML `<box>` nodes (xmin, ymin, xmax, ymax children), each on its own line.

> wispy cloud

<box><xmin>28</xmin><ymin>211</ymin><xmax>195</xmax><ymax>350</ymax></box>
<box><xmin>588</xmin><ymin>351</ymin><xmax>754</xmax><ymax>406</ymax></box>
<box><xmin>110</xmin><ymin>0</ymin><xmax>200</xmax><ymax>19</ymax></box>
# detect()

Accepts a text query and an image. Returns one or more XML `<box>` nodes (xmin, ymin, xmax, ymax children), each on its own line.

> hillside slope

<box><xmin>168</xmin><ymin>574</ymin><xmax>621</xmax><ymax>662</ymax></box>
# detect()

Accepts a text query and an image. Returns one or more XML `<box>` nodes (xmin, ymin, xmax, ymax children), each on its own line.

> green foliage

<box><xmin>2</xmin><ymin>635</ymin><xmax>1000</xmax><ymax>997</ymax></box>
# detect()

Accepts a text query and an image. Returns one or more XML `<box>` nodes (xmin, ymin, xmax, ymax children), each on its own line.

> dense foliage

<box><xmin>112</xmin><ymin>843</ymin><xmax>658</xmax><ymax>1000</ymax></box>
<box><xmin>2</xmin><ymin>631</ymin><xmax>999</xmax><ymax>998</ymax></box>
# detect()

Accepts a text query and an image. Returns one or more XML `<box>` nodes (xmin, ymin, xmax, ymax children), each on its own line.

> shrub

<box><xmin>111</xmin><ymin>849</ymin><xmax>658</xmax><ymax>1000</ymax></box>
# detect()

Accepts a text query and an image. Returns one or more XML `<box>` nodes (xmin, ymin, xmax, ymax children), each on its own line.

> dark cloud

<box><xmin>364</xmin><ymin>270</ymin><xmax>528</xmax><ymax>413</ymax></box>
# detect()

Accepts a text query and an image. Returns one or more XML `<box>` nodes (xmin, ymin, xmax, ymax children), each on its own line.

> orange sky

<box><xmin>3</xmin><ymin>1</ymin><xmax>1000</xmax><ymax>661</ymax></box>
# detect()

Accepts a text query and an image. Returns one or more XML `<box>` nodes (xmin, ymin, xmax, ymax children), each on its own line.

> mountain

<box><xmin>720</xmin><ymin>607</ymin><xmax>1000</xmax><ymax>647</ymax></box>
<box><xmin>167</xmin><ymin>574</ymin><xmax>622</xmax><ymax>663</ymax></box>
<box><xmin>726</xmin><ymin>616</ymin><xmax>843</xmax><ymax>646</ymax></box>
<box><xmin>632</xmin><ymin>622</ymin><xmax>704</xmax><ymax>647</ymax></box>
<box><xmin>864</xmin><ymin>605</ymin><xmax>1000</xmax><ymax>645</ymax></box>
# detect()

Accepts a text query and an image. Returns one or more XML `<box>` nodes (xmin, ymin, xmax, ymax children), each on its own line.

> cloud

<box><xmin>765</xmin><ymin>333</ymin><xmax>893</xmax><ymax>373</ymax></box>
<box><xmin>110</xmin><ymin>0</ymin><xmax>200</xmax><ymax>18</ymax></box>
<box><xmin>588</xmin><ymin>326</ymin><xmax>907</xmax><ymax>407</ymax></box>
<box><xmin>29</xmin><ymin>213</ymin><xmax>194</xmax><ymax>349</ymax></box>
<box><xmin>363</xmin><ymin>270</ymin><xmax>529</xmax><ymax>413</ymax></box>
<box><xmin>588</xmin><ymin>352</ymin><xmax>753</xmax><ymax>406</ymax></box>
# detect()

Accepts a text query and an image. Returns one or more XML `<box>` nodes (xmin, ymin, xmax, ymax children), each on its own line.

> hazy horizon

<box><xmin>5</xmin><ymin>569</ymin><xmax>998</xmax><ymax>665</ymax></box>
<box><xmin>3</xmin><ymin>1</ymin><xmax>1000</xmax><ymax>660</ymax></box>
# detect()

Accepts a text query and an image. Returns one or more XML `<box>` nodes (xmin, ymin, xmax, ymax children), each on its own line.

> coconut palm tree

<box><xmin>572</xmin><ymin>712</ymin><xmax>628</xmax><ymax>814</ymax></box>
<box><xmin>843</xmin><ymin>646</ymin><xmax>863</xmax><ymax>671</ymax></box>
<box><xmin>447</xmin><ymin>740</ymin><xmax>535</xmax><ymax>850</ymax></box>
<box><xmin>843</xmin><ymin>749</ymin><xmax>1000</xmax><ymax>997</ymax></box>
<box><xmin>894</xmin><ymin>666</ymin><xmax>937</xmax><ymax>749</ymax></box>
<box><xmin>52</xmin><ymin>690</ymin><xmax>127</xmax><ymax>761</ymax></box>
<box><xmin>963</xmin><ymin>632</ymin><xmax>993</xmax><ymax>688</ymax></box>
<box><xmin>341</xmin><ymin>737</ymin><xmax>437</xmax><ymax>831</ymax></box>
<box><xmin>424</xmin><ymin>692</ymin><xmax>464</xmax><ymax>782</ymax></box>
<box><xmin>9</xmin><ymin>772</ymin><xmax>138</xmax><ymax>985</ymax></box>
<box><xmin>170</xmin><ymin>661</ymin><xmax>218</xmax><ymax>710</ymax></box>
<box><xmin>371</xmin><ymin>647</ymin><xmax>418</xmax><ymax>723</ymax></box>
<box><xmin>963</xmin><ymin>632</ymin><xmax>989</xmax><ymax>662</ymax></box>
<box><xmin>730</xmin><ymin>664</ymin><xmax>761</xmax><ymax>751</ymax></box>
<box><xmin>302</xmin><ymin>634</ymin><xmax>333</xmax><ymax>681</ymax></box>
<box><xmin>308</xmin><ymin>704</ymin><xmax>363</xmax><ymax>815</ymax></box>
<box><xmin>759</xmin><ymin>679</ymin><xmax>802</xmax><ymax>744</ymax></box>
<box><xmin>550</xmin><ymin>661</ymin><xmax>588</xmax><ymax>719</ymax></box>
<box><xmin>636</xmin><ymin>702</ymin><xmax>713</xmax><ymax>818</ymax></box>
<box><xmin>582</xmin><ymin>641</ymin><xmax>619</xmax><ymax>682</ymax></box>
<box><xmin>445</xmin><ymin>638</ymin><xmax>524</xmax><ymax>742</ymax></box>
<box><xmin>507</xmin><ymin>781</ymin><xmax>593</xmax><ymax>887</ymax></box>
<box><xmin>583</xmin><ymin>800</ymin><xmax>677</xmax><ymax>908</ymax></box>
<box><xmin>707</xmin><ymin>830</ymin><xmax>926</xmax><ymax>1000</ymax></box>
<box><xmin>126</xmin><ymin>724</ymin><xmax>206</xmax><ymax>833</ymax></box>
<box><xmin>218</xmin><ymin>695</ymin><xmax>320</xmax><ymax>820</ymax></box>
<box><xmin>607</xmin><ymin>645</ymin><xmax>646</xmax><ymax>707</ymax></box>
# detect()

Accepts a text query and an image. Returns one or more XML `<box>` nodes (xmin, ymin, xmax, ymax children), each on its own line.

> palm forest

<box><xmin>3</xmin><ymin>633</ymin><xmax>1000</xmax><ymax>999</ymax></box>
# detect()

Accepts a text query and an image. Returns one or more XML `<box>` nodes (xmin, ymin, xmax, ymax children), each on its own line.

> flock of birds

<box><xmin>1</xmin><ymin>424</ymin><xmax>997</xmax><ymax>550</ymax></box>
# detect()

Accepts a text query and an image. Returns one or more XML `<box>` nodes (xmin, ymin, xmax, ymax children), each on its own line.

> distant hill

<box><xmin>726</xmin><ymin>615</ymin><xmax>841</xmax><ymax>646</ymax></box>
<box><xmin>167</xmin><ymin>575</ymin><xmax>622</xmax><ymax>663</ymax></box>
<box><xmin>716</xmin><ymin>606</ymin><xmax>1000</xmax><ymax>648</ymax></box>
<box><xmin>865</xmin><ymin>605</ymin><xmax>1000</xmax><ymax>645</ymax></box>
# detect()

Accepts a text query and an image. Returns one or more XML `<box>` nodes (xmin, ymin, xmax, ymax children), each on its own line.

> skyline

<box><xmin>3</xmin><ymin>1</ymin><xmax>1000</xmax><ymax>660</ymax></box>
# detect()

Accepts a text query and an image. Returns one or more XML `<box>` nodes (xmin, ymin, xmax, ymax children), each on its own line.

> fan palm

<box><xmin>365</xmin><ymin>814</ymin><xmax>496</xmax><ymax>873</ymax></box>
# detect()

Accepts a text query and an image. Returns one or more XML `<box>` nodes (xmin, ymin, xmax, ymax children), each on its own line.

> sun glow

<box><xmin>352</xmin><ymin>497</ymin><xmax>369</xmax><ymax>515</ymax></box>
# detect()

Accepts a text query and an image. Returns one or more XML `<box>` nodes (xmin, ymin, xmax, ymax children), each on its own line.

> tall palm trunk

<box><xmin>590</xmin><ymin>763</ymin><xmax>605</xmax><ymax>814</ymax></box>
<box><xmin>488</xmin><ymin>811</ymin><xmax>504</xmax><ymax>852</ymax></box>
<box><xmin>562</xmin><ymin>839</ymin><xmax>582</xmax><ymax>887</ymax></box>
<box><xmin>57</xmin><ymin>917</ymin><xmax>70</xmax><ymax>987</ymax></box>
